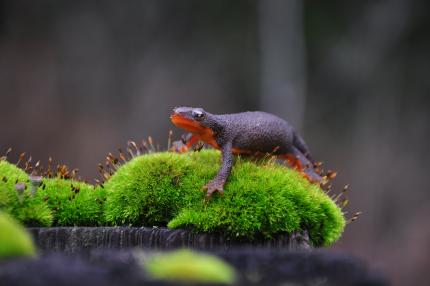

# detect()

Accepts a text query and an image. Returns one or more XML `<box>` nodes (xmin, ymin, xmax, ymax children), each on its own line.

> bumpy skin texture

<box><xmin>171</xmin><ymin>107</ymin><xmax>321</xmax><ymax>198</ymax></box>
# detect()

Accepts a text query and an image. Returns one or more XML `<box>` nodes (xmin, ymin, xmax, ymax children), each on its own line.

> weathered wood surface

<box><xmin>28</xmin><ymin>227</ymin><xmax>311</xmax><ymax>253</ymax></box>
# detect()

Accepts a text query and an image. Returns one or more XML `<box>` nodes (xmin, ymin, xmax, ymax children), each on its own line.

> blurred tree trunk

<box><xmin>259</xmin><ymin>0</ymin><xmax>307</xmax><ymax>130</ymax></box>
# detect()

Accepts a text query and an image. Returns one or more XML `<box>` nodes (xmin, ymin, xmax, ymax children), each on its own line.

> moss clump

<box><xmin>139</xmin><ymin>249</ymin><xmax>236</xmax><ymax>284</ymax></box>
<box><xmin>104</xmin><ymin>152</ymin><xmax>204</xmax><ymax>226</ymax></box>
<box><xmin>0</xmin><ymin>160</ymin><xmax>105</xmax><ymax>227</ymax></box>
<box><xmin>0</xmin><ymin>161</ymin><xmax>52</xmax><ymax>226</ymax></box>
<box><xmin>0</xmin><ymin>211</ymin><xmax>36</xmax><ymax>259</ymax></box>
<box><xmin>104</xmin><ymin>149</ymin><xmax>345</xmax><ymax>246</ymax></box>
<box><xmin>36</xmin><ymin>178</ymin><xmax>106</xmax><ymax>226</ymax></box>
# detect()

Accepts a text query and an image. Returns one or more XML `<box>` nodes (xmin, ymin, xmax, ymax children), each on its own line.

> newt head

<box><xmin>170</xmin><ymin>107</ymin><xmax>212</xmax><ymax>134</ymax></box>
<box><xmin>170</xmin><ymin>107</ymin><xmax>221</xmax><ymax>149</ymax></box>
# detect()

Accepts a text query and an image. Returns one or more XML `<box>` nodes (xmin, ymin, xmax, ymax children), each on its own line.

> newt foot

<box><xmin>301</xmin><ymin>168</ymin><xmax>322</xmax><ymax>184</ymax></box>
<box><xmin>170</xmin><ymin>140</ymin><xmax>189</xmax><ymax>153</ymax></box>
<box><xmin>202</xmin><ymin>180</ymin><xmax>225</xmax><ymax>199</ymax></box>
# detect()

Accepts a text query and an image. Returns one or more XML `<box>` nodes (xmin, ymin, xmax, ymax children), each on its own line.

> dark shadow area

<box><xmin>0</xmin><ymin>249</ymin><xmax>388</xmax><ymax>286</ymax></box>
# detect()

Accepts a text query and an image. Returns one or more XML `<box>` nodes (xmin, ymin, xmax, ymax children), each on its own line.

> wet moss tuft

<box><xmin>0</xmin><ymin>161</ymin><xmax>52</xmax><ymax>226</ymax></box>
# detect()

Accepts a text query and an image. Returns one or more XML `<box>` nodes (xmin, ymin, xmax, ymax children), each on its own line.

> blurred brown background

<box><xmin>1</xmin><ymin>1</ymin><xmax>429</xmax><ymax>285</ymax></box>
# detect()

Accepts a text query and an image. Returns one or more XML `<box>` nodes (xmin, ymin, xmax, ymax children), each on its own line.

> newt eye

<box><xmin>192</xmin><ymin>110</ymin><xmax>204</xmax><ymax>119</ymax></box>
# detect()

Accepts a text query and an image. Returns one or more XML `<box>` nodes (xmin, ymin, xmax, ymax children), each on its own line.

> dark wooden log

<box><xmin>28</xmin><ymin>227</ymin><xmax>311</xmax><ymax>254</ymax></box>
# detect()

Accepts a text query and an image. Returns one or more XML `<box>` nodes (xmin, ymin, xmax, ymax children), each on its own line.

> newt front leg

<box><xmin>171</xmin><ymin>134</ymin><xmax>200</xmax><ymax>153</ymax></box>
<box><xmin>203</xmin><ymin>141</ymin><xmax>233</xmax><ymax>198</ymax></box>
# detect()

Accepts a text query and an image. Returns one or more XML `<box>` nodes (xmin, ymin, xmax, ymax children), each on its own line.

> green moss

<box><xmin>104</xmin><ymin>152</ymin><xmax>204</xmax><ymax>226</ymax></box>
<box><xmin>0</xmin><ymin>160</ymin><xmax>105</xmax><ymax>227</ymax></box>
<box><xmin>0</xmin><ymin>211</ymin><xmax>36</xmax><ymax>259</ymax></box>
<box><xmin>104</xmin><ymin>149</ymin><xmax>345</xmax><ymax>246</ymax></box>
<box><xmin>0</xmin><ymin>161</ymin><xmax>52</xmax><ymax>226</ymax></box>
<box><xmin>0</xmin><ymin>149</ymin><xmax>345</xmax><ymax>246</ymax></box>
<box><xmin>36</xmin><ymin>178</ymin><xmax>106</xmax><ymax>226</ymax></box>
<box><xmin>138</xmin><ymin>249</ymin><xmax>236</xmax><ymax>284</ymax></box>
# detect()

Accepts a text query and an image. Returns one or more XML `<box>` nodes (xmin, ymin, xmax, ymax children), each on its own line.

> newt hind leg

<box><xmin>281</xmin><ymin>147</ymin><xmax>322</xmax><ymax>183</ymax></box>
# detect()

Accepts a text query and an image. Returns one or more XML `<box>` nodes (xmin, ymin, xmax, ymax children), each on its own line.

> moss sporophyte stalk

<box><xmin>0</xmin><ymin>145</ymin><xmax>348</xmax><ymax>247</ymax></box>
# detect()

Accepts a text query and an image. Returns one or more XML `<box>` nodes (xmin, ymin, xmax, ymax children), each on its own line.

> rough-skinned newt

<box><xmin>170</xmin><ymin>107</ymin><xmax>321</xmax><ymax>198</ymax></box>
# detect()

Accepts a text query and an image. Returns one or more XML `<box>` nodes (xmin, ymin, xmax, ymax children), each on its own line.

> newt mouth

<box><xmin>170</xmin><ymin>113</ymin><xmax>206</xmax><ymax>133</ymax></box>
